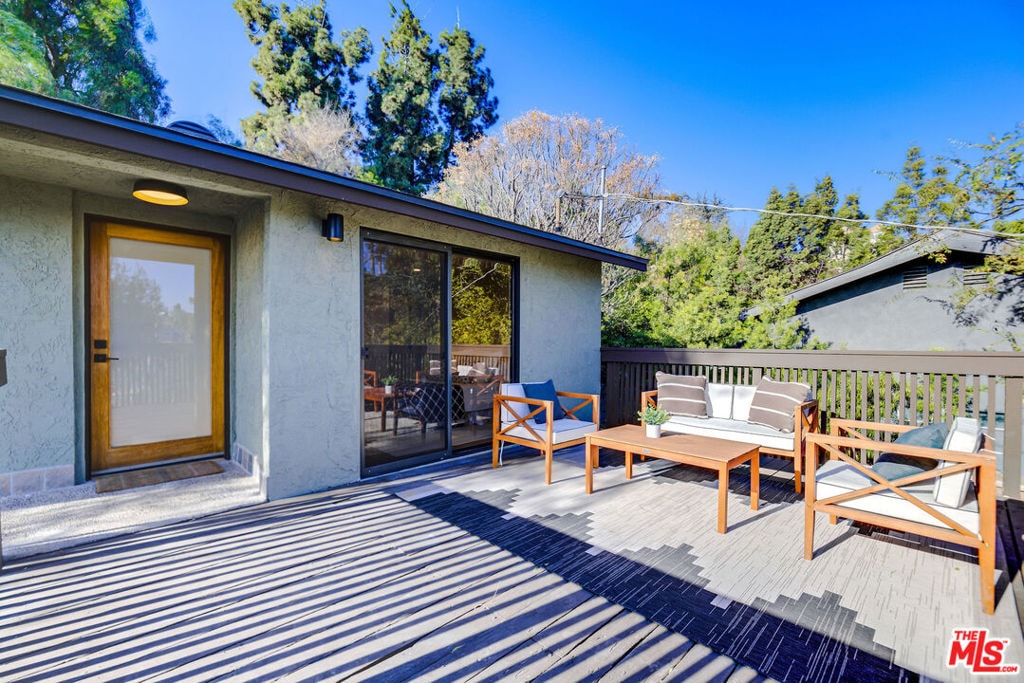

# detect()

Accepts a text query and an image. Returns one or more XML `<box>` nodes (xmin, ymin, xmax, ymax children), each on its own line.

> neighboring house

<box><xmin>0</xmin><ymin>86</ymin><xmax>645</xmax><ymax>501</ymax></box>
<box><xmin>787</xmin><ymin>230</ymin><xmax>1024</xmax><ymax>351</ymax></box>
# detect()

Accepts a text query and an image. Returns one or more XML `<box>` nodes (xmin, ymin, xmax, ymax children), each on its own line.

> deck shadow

<box><xmin>408</xmin><ymin>489</ymin><xmax>915</xmax><ymax>683</ymax></box>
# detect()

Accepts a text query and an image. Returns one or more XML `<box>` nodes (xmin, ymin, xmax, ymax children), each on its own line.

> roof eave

<box><xmin>0</xmin><ymin>86</ymin><xmax>647</xmax><ymax>271</ymax></box>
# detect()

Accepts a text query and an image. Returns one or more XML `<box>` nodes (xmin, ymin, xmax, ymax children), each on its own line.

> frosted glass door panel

<box><xmin>108</xmin><ymin>238</ymin><xmax>212</xmax><ymax>447</ymax></box>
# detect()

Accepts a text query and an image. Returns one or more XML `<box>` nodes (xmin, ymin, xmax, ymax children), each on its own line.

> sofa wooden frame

<box><xmin>804</xmin><ymin>419</ymin><xmax>997</xmax><ymax>614</ymax></box>
<box><xmin>492</xmin><ymin>390</ymin><xmax>600</xmax><ymax>485</ymax></box>
<box><xmin>641</xmin><ymin>389</ymin><xmax>819</xmax><ymax>492</ymax></box>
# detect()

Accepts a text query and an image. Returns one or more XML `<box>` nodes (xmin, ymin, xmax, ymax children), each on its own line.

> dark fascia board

<box><xmin>785</xmin><ymin>228</ymin><xmax>1016</xmax><ymax>304</ymax></box>
<box><xmin>0</xmin><ymin>86</ymin><xmax>646</xmax><ymax>271</ymax></box>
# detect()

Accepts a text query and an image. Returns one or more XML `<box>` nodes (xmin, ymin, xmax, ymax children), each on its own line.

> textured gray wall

<box><xmin>257</xmin><ymin>200</ymin><xmax>603</xmax><ymax>500</ymax></box>
<box><xmin>0</xmin><ymin>173</ymin><xmax>605</xmax><ymax>501</ymax></box>
<box><xmin>0</xmin><ymin>176</ymin><xmax>75</xmax><ymax>473</ymax></box>
<box><xmin>799</xmin><ymin>259</ymin><xmax>1023</xmax><ymax>351</ymax></box>
<box><xmin>231</xmin><ymin>201</ymin><xmax>269</xmax><ymax>495</ymax></box>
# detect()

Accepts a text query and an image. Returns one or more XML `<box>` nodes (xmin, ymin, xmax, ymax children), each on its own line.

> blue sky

<box><xmin>145</xmin><ymin>0</ymin><xmax>1024</xmax><ymax>234</ymax></box>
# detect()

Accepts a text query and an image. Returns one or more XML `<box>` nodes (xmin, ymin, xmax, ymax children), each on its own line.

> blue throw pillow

<box><xmin>522</xmin><ymin>379</ymin><xmax>565</xmax><ymax>423</ymax></box>
<box><xmin>892</xmin><ymin>423</ymin><xmax>949</xmax><ymax>448</ymax></box>
<box><xmin>871</xmin><ymin>423</ymin><xmax>946</xmax><ymax>480</ymax></box>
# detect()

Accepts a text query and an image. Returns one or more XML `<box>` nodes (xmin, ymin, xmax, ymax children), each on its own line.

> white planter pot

<box><xmin>384</xmin><ymin>385</ymin><xmax>393</xmax><ymax>395</ymax></box>
<box><xmin>645</xmin><ymin>424</ymin><xmax>661</xmax><ymax>438</ymax></box>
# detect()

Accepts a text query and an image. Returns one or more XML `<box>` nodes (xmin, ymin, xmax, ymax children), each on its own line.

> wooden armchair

<box><xmin>492</xmin><ymin>383</ymin><xmax>600</xmax><ymax>484</ymax></box>
<box><xmin>804</xmin><ymin>417</ymin><xmax>997</xmax><ymax>614</ymax></box>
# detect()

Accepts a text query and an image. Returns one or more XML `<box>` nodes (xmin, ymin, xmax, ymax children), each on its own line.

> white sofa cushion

<box><xmin>707</xmin><ymin>383</ymin><xmax>734</xmax><ymax>419</ymax></box>
<box><xmin>815</xmin><ymin>459</ymin><xmax>979</xmax><ymax>534</ymax></box>
<box><xmin>664</xmin><ymin>415</ymin><xmax>794</xmax><ymax>452</ymax></box>
<box><xmin>504</xmin><ymin>418</ymin><xmax>596</xmax><ymax>444</ymax></box>
<box><xmin>731</xmin><ymin>384</ymin><xmax>758</xmax><ymax>422</ymax></box>
<box><xmin>934</xmin><ymin>417</ymin><xmax>983</xmax><ymax>508</ymax></box>
<box><xmin>499</xmin><ymin>383</ymin><xmax>532</xmax><ymax>425</ymax></box>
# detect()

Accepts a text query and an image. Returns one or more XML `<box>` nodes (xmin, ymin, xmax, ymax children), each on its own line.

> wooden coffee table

<box><xmin>585</xmin><ymin>425</ymin><xmax>759</xmax><ymax>533</ymax></box>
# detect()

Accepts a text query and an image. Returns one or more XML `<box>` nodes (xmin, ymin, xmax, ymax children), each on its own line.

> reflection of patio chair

<box><xmin>399</xmin><ymin>382</ymin><xmax>448</xmax><ymax>433</ymax></box>
<box><xmin>364</xmin><ymin>370</ymin><xmax>383</xmax><ymax>412</ymax></box>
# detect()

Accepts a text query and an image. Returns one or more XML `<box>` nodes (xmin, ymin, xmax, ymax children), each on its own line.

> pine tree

<box><xmin>364</xmin><ymin>1</ymin><xmax>498</xmax><ymax>194</ymax></box>
<box><xmin>2</xmin><ymin>0</ymin><xmax>169</xmax><ymax>121</ymax></box>
<box><xmin>234</xmin><ymin>0</ymin><xmax>370</xmax><ymax>152</ymax></box>
<box><xmin>437</xmin><ymin>26</ymin><xmax>497</xmax><ymax>167</ymax></box>
<box><xmin>362</xmin><ymin>1</ymin><xmax>441</xmax><ymax>194</ymax></box>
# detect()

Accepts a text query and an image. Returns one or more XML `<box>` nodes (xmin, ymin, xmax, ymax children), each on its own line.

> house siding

<box><xmin>0</xmin><ymin>176</ymin><xmax>75</xmax><ymax>479</ymax></box>
<box><xmin>1</xmin><ymin>175</ymin><xmax>606</xmax><ymax>501</ymax></box>
<box><xmin>798</xmin><ymin>255</ymin><xmax>1022</xmax><ymax>351</ymax></box>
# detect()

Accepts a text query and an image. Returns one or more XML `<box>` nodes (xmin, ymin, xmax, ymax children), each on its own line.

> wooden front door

<box><xmin>88</xmin><ymin>219</ymin><xmax>226</xmax><ymax>472</ymax></box>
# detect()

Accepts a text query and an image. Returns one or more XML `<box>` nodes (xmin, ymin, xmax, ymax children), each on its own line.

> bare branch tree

<box><xmin>262</xmin><ymin>103</ymin><xmax>363</xmax><ymax>176</ymax></box>
<box><xmin>431</xmin><ymin>110</ymin><xmax>661</xmax><ymax>251</ymax></box>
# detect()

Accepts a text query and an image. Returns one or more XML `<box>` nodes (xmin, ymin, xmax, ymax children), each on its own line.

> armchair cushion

<box><xmin>499</xmin><ymin>383</ymin><xmax>529</xmax><ymax>424</ymax></box>
<box><xmin>815</xmin><ymin>459</ymin><xmax>979</xmax><ymax>533</ymax></box>
<box><xmin>656</xmin><ymin>372</ymin><xmax>707</xmax><ymax>418</ymax></box>
<box><xmin>522</xmin><ymin>379</ymin><xmax>565</xmax><ymax>423</ymax></box>
<box><xmin>872</xmin><ymin>454</ymin><xmax>937</xmax><ymax>481</ymax></box>
<box><xmin>503</xmin><ymin>417</ymin><xmax>596</xmax><ymax>444</ymax></box>
<box><xmin>934</xmin><ymin>417</ymin><xmax>984</xmax><ymax>508</ymax></box>
<box><xmin>873</xmin><ymin>423</ymin><xmax>946</xmax><ymax>479</ymax></box>
<box><xmin>747</xmin><ymin>377</ymin><xmax>810</xmax><ymax>432</ymax></box>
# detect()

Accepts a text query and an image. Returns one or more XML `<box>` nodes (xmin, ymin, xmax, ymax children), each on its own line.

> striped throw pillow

<box><xmin>747</xmin><ymin>377</ymin><xmax>810</xmax><ymax>432</ymax></box>
<box><xmin>656</xmin><ymin>372</ymin><xmax>708</xmax><ymax>418</ymax></box>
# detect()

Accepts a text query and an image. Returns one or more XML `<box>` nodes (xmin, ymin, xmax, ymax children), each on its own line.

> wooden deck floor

<box><xmin>2</xmin><ymin>448</ymin><xmax>1023</xmax><ymax>682</ymax></box>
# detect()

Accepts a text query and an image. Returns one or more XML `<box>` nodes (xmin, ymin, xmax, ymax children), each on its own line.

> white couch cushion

<box><xmin>707</xmin><ymin>383</ymin><xmax>734</xmax><ymax>419</ymax></box>
<box><xmin>934</xmin><ymin>417</ymin><xmax>983</xmax><ymax>508</ymax></box>
<box><xmin>815</xmin><ymin>459</ymin><xmax>979</xmax><ymax>534</ymax></box>
<box><xmin>664</xmin><ymin>415</ymin><xmax>794</xmax><ymax>452</ymax></box>
<box><xmin>499</xmin><ymin>383</ymin><xmax>533</xmax><ymax>425</ymax></box>
<box><xmin>504</xmin><ymin>418</ymin><xmax>596</xmax><ymax>444</ymax></box>
<box><xmin>731</xmin><ymin>385</ymin><xmax>758</xmax><ymax>422</ymax></box>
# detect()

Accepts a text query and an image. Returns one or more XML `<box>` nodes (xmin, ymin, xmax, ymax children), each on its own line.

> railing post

<box><xmin>1003</xmin><ymin>377</ymin><xmax>1023</xmax><ymax>500</ymax></box>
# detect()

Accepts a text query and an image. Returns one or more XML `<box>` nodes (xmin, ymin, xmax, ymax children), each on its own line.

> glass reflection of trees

<box><xmin>362</xmin><ymin>241</ymin><xmax>443</xmax><ymax>346</ymax></box>
<box><xmin>110</xmin><ymin>259</ymin><xmax>195</xmax><ymax>348</ymax></box>
<box><xmin>452</xmin><ymin>255</ymin><xmax>511</xmax><ymax>345</ymax></box>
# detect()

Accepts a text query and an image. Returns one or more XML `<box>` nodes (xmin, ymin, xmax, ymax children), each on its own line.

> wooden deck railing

<box><xmin>601</xmin><ymin>348</ymin><xmax>1024</xmax><ymax>499</ymax></box>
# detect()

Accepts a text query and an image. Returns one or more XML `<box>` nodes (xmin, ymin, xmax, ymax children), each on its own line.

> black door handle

<box><xmin>93</xmin><ymin>354</ymin><xmax>120</xmax><ymax>362</ymax></box>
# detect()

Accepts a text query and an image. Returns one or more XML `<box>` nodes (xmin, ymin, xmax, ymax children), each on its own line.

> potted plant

<box><xmin>381</xmin><ymin>375</ymin><xmax>398</xmax><ymax>394</ymax></box>
<box><xmin>638</xmin><ymin>405</ymin><xmax>670</xmax><ymax>438</ymax></box>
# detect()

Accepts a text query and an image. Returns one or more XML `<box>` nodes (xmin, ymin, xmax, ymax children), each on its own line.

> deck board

<box><xmin>2</xmin><ymin>449</ymin><xmax>1022</xmax><ymax>682</ymax></box>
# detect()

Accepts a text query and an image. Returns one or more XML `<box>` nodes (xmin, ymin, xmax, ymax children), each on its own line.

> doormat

<box><xmin>95</xmin><ymin>460</ymin><xmax>224</xmax><ymax>494</ymax></box>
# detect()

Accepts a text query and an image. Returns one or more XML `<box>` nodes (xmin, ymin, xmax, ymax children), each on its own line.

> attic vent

<box><xmin>902</xmin><ymin>267</ymin><xmax>928</xmax><ymax>290</ymax></box>
<box><xmin>167</xmin><ymin>120</ymin><xmax>218</xmax><ymax>142</ymax></box>
<box><xmin>963</xmin><ymin>268</ymin><xmax>989</xmax><ymax>286</ymax></box>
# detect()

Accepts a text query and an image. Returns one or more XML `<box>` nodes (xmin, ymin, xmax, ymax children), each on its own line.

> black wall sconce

<box><xmin>322</xmin><ymin>213</ymin><xmax>344</xmax><ymax>242</ymax></box>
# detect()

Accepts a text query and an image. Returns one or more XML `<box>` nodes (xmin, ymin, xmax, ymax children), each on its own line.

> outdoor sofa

<box><xmin>641</xmin><ymin>373</ymin><xmax>819</xmax><ymax>492</ymax></box>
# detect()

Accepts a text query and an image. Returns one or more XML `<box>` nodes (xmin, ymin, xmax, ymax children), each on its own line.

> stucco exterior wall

<box><xmin>798</xmin><ymin>258</ymin><xmax>1023</xmax><ymax>351</ymax></box>
<box><xmin>0</xmin><ymin>175</ymin><xmax>606</xmax><ymax>502</ymax></box>
<box><xmin>231</xmin><ymin>201</ymin><xmax>269</xmax><ymax>492</ymax></box>
<box><xmin>0</xmin><ymin>176</ymin><xmax>75</xmax><ymax>485</ymax></box>
<box><xmin>253</xmin><ymin>200</ymin><xmax>604</xmax><ymax>500</ymax></box>
<box><xmin>261</xmin><ymin>193</ymin><xmax>363</xmax><ymax>500</ymax></box>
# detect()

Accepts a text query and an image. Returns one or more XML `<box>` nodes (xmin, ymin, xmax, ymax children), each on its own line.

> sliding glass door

<box><xmin>361</xmin><ymin>233</ymin><xmax>516</xmax><ymax>475</ymax></box>
<box><xmin>362</xmin><ymin>237</ymin><xmax>447</xmax><ymax>472</ymax></box>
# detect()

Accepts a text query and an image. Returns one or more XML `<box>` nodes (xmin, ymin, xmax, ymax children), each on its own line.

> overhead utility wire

<box><xmin>562</xmin><ymin>192</ymin><xmax>1023</xmax><ymax>240</ymax></box>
